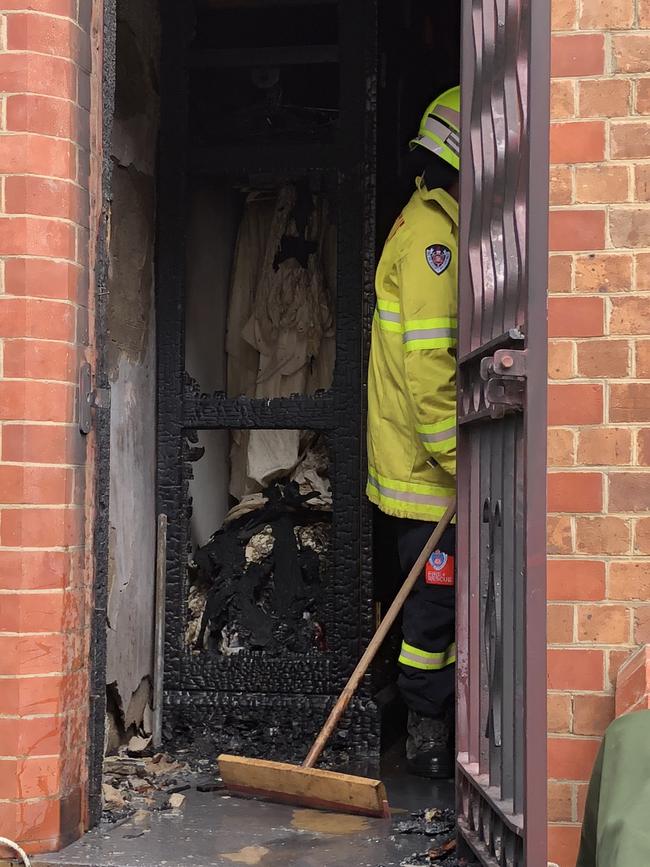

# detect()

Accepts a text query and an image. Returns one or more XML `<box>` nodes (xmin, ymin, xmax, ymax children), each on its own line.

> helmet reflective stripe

<box><xmin>423</xmin><ymin>116</ymin><xmax>460</xmax><ymax>156</ymax></box>
<box><xmin>410</xmin><ymin>85</ymin><xmax>461</xmax><ymax>171</ymax></box>
<box><xmin>433</xmin><ymin>105</ymin><xmax>460</xmax><ymax>128</ymax></box>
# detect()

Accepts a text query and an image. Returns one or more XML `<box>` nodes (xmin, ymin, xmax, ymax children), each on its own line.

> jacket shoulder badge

<box><xmin>425</xmin><ymin>244</ymin><xmax>452</xmax><ymax>275</ymax></box>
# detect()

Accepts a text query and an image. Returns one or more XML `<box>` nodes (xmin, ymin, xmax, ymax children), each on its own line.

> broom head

<box><xmin>218</xmin><ymin>754</ymin><xmax>390</xmax><ymax>818</ymax></box>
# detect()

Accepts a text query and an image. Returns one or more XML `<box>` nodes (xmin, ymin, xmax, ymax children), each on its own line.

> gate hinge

<box><xmin>79</xmin><ymin>362</ymin><xmax>110</xmax><ymax>435</ymax></box>
<box><xmin>480</xmin><ymin>349</ymin><xmax>527</xmax><ymax>418</ymax></box>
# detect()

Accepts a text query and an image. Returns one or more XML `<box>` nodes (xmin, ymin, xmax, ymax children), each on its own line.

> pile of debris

<box><xmin>101</xmin><ymin>749</ymin><xmax>195</xmax><ymax>823</ymax></box>
<box><xmin>393</xmin><ymin>809</ymin><xmax>473</xmax><ymax>867</ymax></box>
<box><xmin>187</xmin><ymin>479</ymin><xmax>331</xmax><ymax>654</ymax></box>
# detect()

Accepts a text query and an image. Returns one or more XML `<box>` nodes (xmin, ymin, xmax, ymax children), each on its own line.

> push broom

<box><xmin>218</xmin><ymin>499</ymin><xmax>457</xmax><ymax>819</ymax></box>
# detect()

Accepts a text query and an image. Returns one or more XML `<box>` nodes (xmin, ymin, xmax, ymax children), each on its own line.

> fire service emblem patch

<box><xmin>425</xmin><ymin>244</ymin><xmax>452</xmax><ymax>275</ymax></box>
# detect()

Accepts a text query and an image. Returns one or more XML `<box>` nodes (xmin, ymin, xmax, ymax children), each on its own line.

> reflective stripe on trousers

<box><xmin>398</xmin><ymin>640</ymin><xmax>457</xmax><ymax>671</ymax></box>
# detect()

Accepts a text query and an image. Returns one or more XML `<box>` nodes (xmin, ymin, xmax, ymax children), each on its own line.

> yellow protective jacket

<box><xmin>367</xmin><ymin>178</ymin><xmax>457</xmax><ymax>522</ymax></box>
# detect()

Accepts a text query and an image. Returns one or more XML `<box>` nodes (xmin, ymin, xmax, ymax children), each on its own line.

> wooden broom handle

<box><xmin>302</xmin><ymin>499</ymin><xmax>457</xmax><ymax>769</ymax></box>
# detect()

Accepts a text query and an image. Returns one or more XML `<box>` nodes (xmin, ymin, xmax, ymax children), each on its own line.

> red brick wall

<box><xmin>548</xmin><ymin>1</ymin><xmax>650</xmax><ymax>865</ymax></box>
<box><xmin>0</xmin><ymin>0</ymin><xmax>100</xmax><ymax>854</ymax></box>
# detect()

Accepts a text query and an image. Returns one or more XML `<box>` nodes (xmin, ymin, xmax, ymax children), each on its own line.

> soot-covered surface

<box><xmin>38</xmin><ymin>752</ymin><xmax>457</xmax><ymax>867</ymax></box>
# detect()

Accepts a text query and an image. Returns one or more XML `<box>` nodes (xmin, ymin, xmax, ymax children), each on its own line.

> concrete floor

<box><xmin>38</xmin><ymin>753</ymin><xmax>454</xmax><ymax>867</ymax></box>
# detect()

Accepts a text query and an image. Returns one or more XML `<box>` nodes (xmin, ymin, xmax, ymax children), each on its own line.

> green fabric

<box><xmin>577</xmin><ymin>710</ymin><xmax>650</xmax><ymax>867</ymax></box>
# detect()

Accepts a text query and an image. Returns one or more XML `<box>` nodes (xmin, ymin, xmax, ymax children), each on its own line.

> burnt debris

<box><xmin>188</xmin><ymin>479</ymin><xmax>331</xmax><ymax>656</ymax></box>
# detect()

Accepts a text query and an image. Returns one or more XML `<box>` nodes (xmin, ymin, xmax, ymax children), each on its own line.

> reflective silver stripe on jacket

<box><xmin>402</xmin><ymin>327</ymin><xmax>456</xmax><ymax>343</ymax></box>
<box><xmin>419</xmin><ymin>423</ymin><xmax>456</xmax><ymax>444</ymax></box>
<box><xmin>377</xmin><ymin>309</ymin><xmax>400</xmax><ymax>324</ymax></box>
<box><xmin>367</xmin><ymin>474</ymin><xmax>453</xmax><ymax>508</ymax></box>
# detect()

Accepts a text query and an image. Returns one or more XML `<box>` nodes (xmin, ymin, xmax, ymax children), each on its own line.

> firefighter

<box><xmin>367</xmin><ymin>86</ymin><xmax>459</xmax><ymax>779</ymax></box>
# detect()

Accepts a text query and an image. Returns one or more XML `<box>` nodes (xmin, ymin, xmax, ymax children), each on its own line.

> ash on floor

<box><xmin>101</xmin><ymin>748</ymin><xmax>220</xmax><ymax>824</ymax></box>
<box><xmin>39</xmin><ymin>751</ymin><xmax>460</xmax><ymax>867</ymax></box>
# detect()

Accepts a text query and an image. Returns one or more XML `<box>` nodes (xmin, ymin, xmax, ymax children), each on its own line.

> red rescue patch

<box><xmin>425</xmin><ymin>550</ymin><xmax>455</xmax><ymax>586</ymax></box>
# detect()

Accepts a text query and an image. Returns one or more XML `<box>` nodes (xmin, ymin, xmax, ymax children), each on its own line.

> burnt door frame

<box><xmin>456</xmin><ymin>1</ymin><xmax>550</xmax><ymax>865</ymax></box>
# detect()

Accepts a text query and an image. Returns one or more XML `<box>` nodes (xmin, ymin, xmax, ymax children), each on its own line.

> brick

<box><xmin>576</xmin><ymin>340</ymin><xmax>629</xmax><ymax>378</ymax></box>
<box><xmin>0</xmin><ymin>0</ymin><xmax>74</xmax><ymax>11</ymax></box>
<box><xmin>548</xmin><ymin>736</ymin><xmax>601</xmax><ymax>780</ymax></box>
<box><xmin>0</xmin><ymin>217</ymin><xmax>75</xmax><ymax>259</ymax></box>
<box><xmin>578</xmin><ymin>604</ymin><xmax>630</xmax><ymax>643</ymax></box>
<box><xmin>0</xmin><ymin>635</ymin><xmax>64</xmax><ymax>677</ymax></box>
<box><xmin>548</xmin><ymin>693</ymin><xmax>572</xmax><ymax>733</ymax></box>
<box><xmin>551</xmin><ymin>34</ymin><xmax>604</xmax><ymax>78</ymax></box>
<box><xmin>548</xmin><ymin>604</ymin><xmax>575</xmax><ymax>644</ymax></box>
<box><xmin>0</xmin><ymin>53</ymin><xmax>76</xmax><ymax>100</ymax></box>
<box><xmin>577</xmin><ymin>783</ymin><xmax>590</xmax><ymax>823</ymax></box>
<box><xmin>574</xmin><ymin>253</ymin><xmax>632</xmax><ymax>293</ymax></box>
<box><xmin>577</xmin><ymin>428</ymin><xmax>631</xmax><ymax>466</ymax></box>
<box><xmin>612</xmin><ymin>35</ymin><xmax>650</xmax><ymax>74</ymax></box>
<box><xmin>608</xmin><ymin>649</ymin><xmax>631</xmax><ymax>688</ymax></box>
<box><xmin>641</xmin><ymin>0</ymin><xmax>650</xmax><ymax>26</ymax></box>
<box><xmin>0</xmin><ymin>298</ymin><xmax>75</xmax><ymax>341</ymax></box>
<box><xmin>549</xmin><ymin>296</ymin><xmax>603</xmax><ymax>337</ymax></box>
<box><xmin>609</xmin><ymin>295</ymin><xmax>650</xmax><ymax>334</ymax></box>
<box><xmin>634</xmin><ymin>607</ymin><xmax>650</xmax><ymax>643</ymax></box>
<box><xmin>610</xmin><ymin>472</ymin><xmax>650</xmax><ymax>512</ymax></box>
<box><xmin>15</xmin><ymin>799</ymin><xmax>61</xmax><ymax>847</ymax></box>
<box><xmin>5</xmin><ymin>176</ymin><xmax>86</xmax><ymax>224</ymax></box>
<box><xmin>0</xmin><ymin>715</ymin><xmax>63</xmax><ymax>758</ymax></box>
<box><xmin>615</xmin><ymin>645</ymin><xmax>650</xmax><ymax>715</ymax></box>
<box><xmin>18</xmin><ymin>757</ymin><xmax>62</xmax><ymax>800</ymax></box>
<box><xmin>573</xmin><ymin>694</ymin><xmax>615</xmax><ymax>737</ymax></box>
<box><xmin>637</xmin><ymin>253</ymin><xmax>650</xmax><ymax>291</ymax></box>
<box><xmin>0</xmin><ymin>380</ymin><xmax>74</xmax><ymax>422</ymax></box>
<box><xmin>552</xmin><ymin>0</ymin><xmax>576</xmax><ymax>29</ymax></box>
<box><xmin>578</xmin><ymin>78</ymin><xmax>631</xmax><ymax>118</ymax></box>
<box><xmin>637</xmin><ymin>429</ymin><xmax>650</xmax><ymax>466</ymax></box>
<box><xmin>0</xmin><ymin>550</ymin><xmax>71</xmax><ymax>591</ymax></box>
<box><xmin>548</xmin><ymin>781</ymin><xmax>574</xmax><ymax>823</ymax></box>
<box><xmin>0</xmin><ymin>671</ymin><xmax>86</xmax><ymax>716</ymax></box>
<box><xmin>550</xmin><ymin>166</ymin><xmax>573</xmax><ymax>206</ymax></box>
<box><xmin>2</xmin><ymin>423</ymin><xmax>85</xmax><ymax>465</ymax></box>
<box><xmin>635</xmin><ymin>165</ymin><xmax>650</xmax><ymax>203</ymax></box>
<box><xmin>635</xmin><ymin>517</ymin><xmax>650</xmax><ymax>553</ymax></box>
<box><xmin>6</xmin><ymin>13</ymin><xmax>82</xmax><ymax>62</ymax></box>
<box><xmin>579</xmin><ymin>0</ymin><xmax>634</xmax><ymax>29</ymax></box>
<box><xmin>0</xmin><ymin>507</ymin><xmax>82</xmax><ymax>548</ymax></box>
<box><xmin>611</xmin><ymin>383</ymin><xmax>650</xmax><ymax>422</ymax></box>
<box><xmin>0</xmin><ymin>465</ymin><xmax>71</xmax><ymax>505</ymax></box>
<box><xmin>548</xmin><ymin>472</ymin><xmax>602</xmax><ymax>513</ymax></box>
<box><xmin>549</xmin><ymin>209</ymin><xmax>605</xmax><ymax>252</ymax></box>
<box><xmin>575</xmin><ymin>165</ymin><xmax>629</xmax><ymax>204</ymax></box>
<box><xmin>550</xmin><ymin>121</ymin><xmax>604</xmax><ymax>164</ymax></box>
<box><xmin>0</xmin><ymin>591</ymin><xmax>76</xmax><ymax>634</ymax></box>
<box><xmin>549</xmin><ymin>254</ymin><xmax>573</xmax><ymax>294</ymax></box>
<box><xmin>637</xmin><ymin>340</ymin><xmax>650</xmax><ymax>377</ymax></box>
<box><xmin>5</xmin><ymin>258</ymin><xmax>83</xmax><ymax>302</ymax></box>
<box><xmin>548</xmin><ymin>825</ymin><xmax>582</xmax><ymax>867</ymax></box>
<box><xmin>576</xmin><ymin>516</ymin><xmax>630</xmax><ymax>555</ymax></box>
<box><xmin>548</xmin><ymin>515</ymin><xmax>574</xmax><ymax>555</ymax></box>
<box><xmin>551</xmin><ymin>80</ymin><xmax>575</xmax><ymax>119</ymax></box>
<box><xmin>6</xmin><ymin>94</ymin><xmax>79</xmax><ymax>140</ymax></box>
<box><xmin>610</xmin><ymin>208</ymin><xmax>650</xmax><ymax>248</ymax></box>
<box><xmin>548</xmin><ymin>648</ymin><xmax>604</xmax><ymax>691</ymax></box>
<box><xmin>609</xmin><ymin>561</ymin><xmax>650</xmax><ymax>601</ymax></box>
<box><xmin>548</xmin><ymin>341</ymin><xmax>574</xmax><ymax>380</ymax></box>
<box><xmin>3</xmin><ymin>340</ymin><xmax>77</xmax><ymax>383</ymax></box>
<box><xmin>611</xmin><ymin>122</ymin><xmax>650</xmax><ymax>159</ymax></box>
<box><xmin>636</xmin><ymin>78</ymin><xmax>650</xmax><ymax>115</ymax></box>
<box><xmin>548</xmin><ymin>559</ymin><xmax>606</xmax><ymax>601</ymax></box>
<box><xmin>548</xmin><ymin>427</ymin><xmax>576</xmax><ymax>466</ymax></box>
<box><xmin>548</xmin><ymin>383</ymin><xmax>603</xmax><ymax>425</ymax></box>
<box><xmin>0</xmin><ymin>134</ymin><xmax>75</xmax><ymax>179</ymax></box>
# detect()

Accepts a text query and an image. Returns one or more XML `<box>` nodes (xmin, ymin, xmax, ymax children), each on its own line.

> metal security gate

<box><xmin>456</xmin><ymin>1</ymin><xmax>550</xmax><ymax>865</ymax></box>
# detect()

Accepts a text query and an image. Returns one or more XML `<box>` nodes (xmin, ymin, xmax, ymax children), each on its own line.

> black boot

<box><xmin>406</xmin><ymin>708</ymin><xmax>454</xmax><ymax>779</ymax></box>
